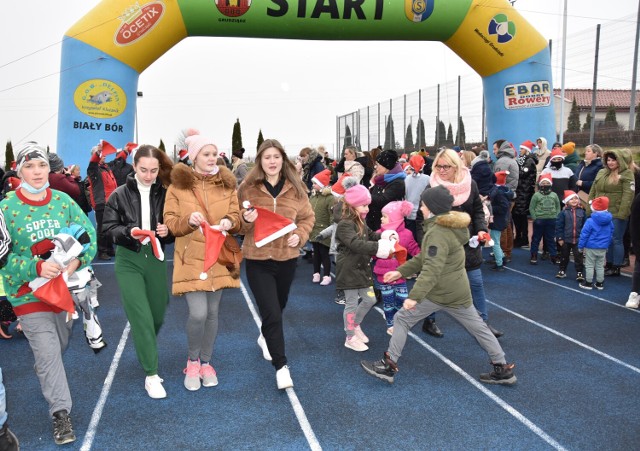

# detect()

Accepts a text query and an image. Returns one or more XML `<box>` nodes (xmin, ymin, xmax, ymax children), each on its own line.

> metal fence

<box><xmin>337</xmin><ymin>12</ymin><xmax>639</xmax><ymax>155</ymax></box>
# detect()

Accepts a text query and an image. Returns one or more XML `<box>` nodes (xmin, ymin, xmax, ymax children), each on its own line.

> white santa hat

<box><xmin>243</xmin><ymin>201</ymin><xmax>297</xmax><ymax>247</ymax></box>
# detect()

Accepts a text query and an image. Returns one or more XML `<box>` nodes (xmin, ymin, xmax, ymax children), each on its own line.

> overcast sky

<box><xmin>0</xmin><ymin>0</ymin><xmax>637</xmax><ymax>161</ymax></box>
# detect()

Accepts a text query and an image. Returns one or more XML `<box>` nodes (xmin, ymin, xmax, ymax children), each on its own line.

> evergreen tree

<box><xmin>158</xmin><ymin>139</ymin><xmax>166</xmax><ymax>152</ymax></box>
<box><xmin>384</xmin><ymin>115</ymin><xmax>395</xmax><ymax>150</ymax></box>
<box><xmin>257</xmin><ymin>129</ymin><xmax>264</xmax><ymax>151</ymax></box>
<box><xmin>415</xmin><ymin>118</ymin><xmax>426</xmax><ymax>149</ymax></box>
<box><xmin>343</xmin><ymin>125</ymin><xmax>353</xmax><ymax>151</ymax></box>
<box><xmin>567</xmin><ymin>99</ymin><xmax>581</xmax><ymax>133</ymax></box>
<box><xmin>583</xmin><ymin>113</ymin><xmax>592</xmax><ymax>132</ymax></box>
<box><xmin>446</xmin><ymin>124</ymin><xmax>454</xmax><ymax>147</ymax></box>
<box><xmin>456</xmin><ymin>117</ymin><xmax>467</xmax><ymax>147</ymax></box>
<box><xmin>434</xmin><ymin>119</ymin><xmax>446</xmax><ymax>147</ymax></box>
<box><xmin>5</xmin><ymin>140</ymin><xmax>13</xmax><ymax>171</ymax></box>
<box><xmin>404</xmin><ymin>124</ymin><xmax>414</xmax><ymax>151</ymax></box>
<box><xmin>604</xmin><ymin>103</ymin><xmax>619</xmax><ymax>129</ymax></box>
<box><xmin>635</xmin><ymin>103</ymin><xmax>640</xmax><ymax>131</ymax></box>
<box><xmin>232</xmin><ymin>118</ymin><xmax>243</xmax><ymax>152</ymax></box>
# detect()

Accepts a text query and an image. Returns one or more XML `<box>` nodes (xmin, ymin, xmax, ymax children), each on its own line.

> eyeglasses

<box><xmin>434</xmin><ymin>164</ymin><xmax>453</xmax><ymax>171</ymax></box>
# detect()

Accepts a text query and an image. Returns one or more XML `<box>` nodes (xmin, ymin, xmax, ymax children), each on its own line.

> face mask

<box><xmin>540</xmin><ymin>185</ymin><xmax>551</xmax><ymax>194</ymax></box>
<box><xmin>550</xmin><ymin>160</ymin><xmax>563</xmax><ymax>169</ymax></box>
<box><xmin>21</xmin><ymin>180</ymin><xmax>49</xmax><ymax>194</ymax></box>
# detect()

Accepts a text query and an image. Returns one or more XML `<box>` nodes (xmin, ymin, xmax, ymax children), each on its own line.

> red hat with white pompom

<box><xmin>242</xmin><ymin>201</ymin><xmax>297</xmax><ymax>247</ymax></box>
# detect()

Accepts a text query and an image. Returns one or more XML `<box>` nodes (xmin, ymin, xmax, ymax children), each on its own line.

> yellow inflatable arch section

<box><xmin>57</xmin><ymin>0</ymin><xmax>555</xmax><ymax>164</ymax></box>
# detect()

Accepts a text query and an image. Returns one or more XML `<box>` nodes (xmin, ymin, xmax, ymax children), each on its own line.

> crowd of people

<box><xmin>0</xmin><ymin>134</ymin><xmax>638</xmax><ymax>448</ymax></box>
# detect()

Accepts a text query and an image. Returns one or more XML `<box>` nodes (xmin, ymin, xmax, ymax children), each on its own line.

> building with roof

<box><xmin>554</xmin><ymin>89</ymin><xmax>636</xmax><ymax>135</ymax></box>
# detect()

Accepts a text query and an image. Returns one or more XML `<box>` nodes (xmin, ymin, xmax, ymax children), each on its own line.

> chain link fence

<box><xmin>337</xmin><ymin>13</ymin><xmax>639</xmax><ymax>155</ymax></box>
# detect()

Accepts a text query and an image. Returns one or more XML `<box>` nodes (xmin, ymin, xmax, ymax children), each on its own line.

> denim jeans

<box><xmin>607</xmin><ymin>218</ymin><xmax>627</xmax><ymax>266</ymax></box>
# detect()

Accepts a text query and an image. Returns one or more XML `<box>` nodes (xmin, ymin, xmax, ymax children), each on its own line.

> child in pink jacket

<box><xmin>373</xmin><ymin>201</ymin><xmax>421</xmax><ymax>335</ymax></box>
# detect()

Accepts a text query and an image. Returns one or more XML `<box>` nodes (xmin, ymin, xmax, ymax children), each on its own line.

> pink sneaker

<box><xmin>312</xmin><ymin>273</ymin><xmax>321</xmax><ymax>283</ymax></box>
<box><xmin>200</xmin><ymin>363</ymin><xmax>218</xmax><ymax>387</ymax></box>
<box><xmin>354</xmin><ymin>325</ymin><xmax>369</xmax><ymax>343</ymax></box>
<box><xmin>320</xmin><ymin>276</ymin><xmax>331</xmax><ymax>286</ymax></box>
<box><xmin>183</xmin><ymin>359</ymin><xmax>201</xmax><ymax>391</ymax></box>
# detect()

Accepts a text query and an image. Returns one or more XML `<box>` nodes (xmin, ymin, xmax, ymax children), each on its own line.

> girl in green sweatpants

<box><xmin>102</xmin><ymin>144</ymin><xmax>175</xmax><ymax>399</ymax></box>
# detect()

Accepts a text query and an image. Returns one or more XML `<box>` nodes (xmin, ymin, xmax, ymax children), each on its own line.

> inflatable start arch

<box><xmin>57</xmin><ymin>0</ymin><xmax>555</xmax><ymax>165</ymax></box>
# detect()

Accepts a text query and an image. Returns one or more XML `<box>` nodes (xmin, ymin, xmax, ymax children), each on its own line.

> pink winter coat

<box><xmin>373</xmin><ymin>223</ymin><xmax>420</xmax><ymax>284</ymax></box>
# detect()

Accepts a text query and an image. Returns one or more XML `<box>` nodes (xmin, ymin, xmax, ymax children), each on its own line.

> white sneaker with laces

<box><xmin>276</xmin><ymin>365</ymin><xmax>293</xmax><ymax>389</ymax></box>
<box><xmin>312</xmin><ymin>273</ymin><xmax>321</xmax><ymax>283</ymax></box>
<box><xmin>145</xmin><ymin>375</ymin><xmax>167</xmax><ymax>399</ymax></box>
<box><xmin>354</xmin><ymin>325</ymin><xmax>369</xmax><ymax>343</ymax></box>
<box><xmin>345</xmin><ymin>335</ymin><xmax>368</xmax><ymax>352</ymax></box>
<box><xmin>626</xmin><ymin>292</ymin><xmax>640</xmax><ymax>309</ymax></box>
<box><xmin>320</xmin><ymin>276</ymin><xmax>331</xmax><ymax>286</ymax></box>
<box><xmin>257</xmin><ymin>334</ymin><xmax>272</xmax><ymax>361</ymax></box>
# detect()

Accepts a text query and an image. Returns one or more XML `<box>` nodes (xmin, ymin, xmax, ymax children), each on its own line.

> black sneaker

<box><xmin>541</xmin><ymin>252</ymin><xmax>550</xmax><ymax>261</ymax></box>
<box><xmin>52</xmin><ymin>410</ymin><xmax>76</xmax><ymax>445</ymax></box>
<box><xmin>0</xmin><ymin>423</ymin><xmax>19</xmax><ymax>451</ymax></box>
<box><xmin>422</xmin><ymin>318</ymin><xmax>444</xmax><ymax>337</ymax></box>
<box><xmin>479</xmin><ymin>362</ymin><xmax>517</xmax><ymax>385</ymax></box>
<box><xmin>595</xmin><ymin>282</ymin><xmax>604</xmax><ymax>290</ymax></box>
<box><xmin>579</xmin><ymin>281</ymin><xmax>593</xmax><ymax>290</ymax></box>
<box><xmin>490</xmin><ymin>264</ymin><xmax>505</xmax><ymax>272</ymax></box>
<box><xmin>576</xmin><ymin>272</ymin><xmax>585</xmax><ymax>283</ymax></box>
<box><xmin>555</xmin><ymin>270</ymin><xmax>566</xmax><ymax>278</ymax></box>
<box><xmin>604</xmin><ymin>266</ymin><xmax>620</xmax><ymax>277</ymax></box>
<box><xmin>530</xmin><ymin>254</ymin><xmax>538</xmax><ymax>265</ymax></box>
<box><xmin>360</xmin><ymin>352</ymin><xmax>398</xmax><ymax>384</ymax></box>
<box><xmin>486</xmin><ymin>322</ymin><xmax>504</xmax><ymax>338</ymax></box>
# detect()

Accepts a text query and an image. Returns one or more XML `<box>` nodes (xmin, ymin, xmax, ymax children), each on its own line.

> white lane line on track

<box><xmin>81</xmin><ymin>322</ymin><xmax>131</xmax><ymax>451</ymax></box>
<box><xmin>373</xmin><ymin>307</ymin><xmax>567</xmax><ymax>451</ymax></box>
<box><xmin>486</xmin><ymin>300</ymin><xmax>640</xmax><ymax>375</ymax></box>
<box><xmin>239</xmin><ymin>282</ymin><xmax>322</xmax><ymax>451</ymax></box>
<box><xmin>504</xmin><ymin>266</ymin><xmax>638</xmax><ymax>312</ymax></box>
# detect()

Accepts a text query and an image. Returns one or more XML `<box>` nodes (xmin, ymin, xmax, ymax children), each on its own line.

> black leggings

<box><xmin>312</xmin><ymin>242</ymin><xmax>331</xmax><ymax>277</ymax></box>
<box><xmin>246</xmin><ymin>258</ymin><xmax>298</xmax><ymax>370</ymax></box>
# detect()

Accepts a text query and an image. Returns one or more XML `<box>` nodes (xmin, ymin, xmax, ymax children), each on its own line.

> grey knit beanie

<box><xmin>421</xmin><ymin>185</ymin><xmax>454</xmax><ymax>215</ymax></box>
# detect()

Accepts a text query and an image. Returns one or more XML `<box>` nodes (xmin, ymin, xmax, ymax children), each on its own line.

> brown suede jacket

<box><xmin>238</xmin><ymin>179</ymin><xmax>315</xmax><ymax>261</ymax></box>
<box><xmin>164</xmin><ymin>163</ymin><xmax>241</xmax><ymax>295</ymax></box>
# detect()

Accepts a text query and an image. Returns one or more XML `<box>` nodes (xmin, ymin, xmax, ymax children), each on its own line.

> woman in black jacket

<box><xmin>366</xmin><ymin>150</ymin><xmax>406</xmax><ymax>232</ymax></box>
<box><xmin>513</xmin><ymin>142</ymin><xmax>539</xmax><ymax>248</ymax></box>
<box><xmin>102</xmin><ymin>145</ymin><xmax>174</xmax><ymax>399</ymax></box>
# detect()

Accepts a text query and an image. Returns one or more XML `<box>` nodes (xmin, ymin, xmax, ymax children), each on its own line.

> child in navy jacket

<box><xmin>487</xmin><ymin>171</ymin><xmax>513</xmax><ymax>271</ymax></box>
<box><xmin>578</xmin><ymin>196</ymin><xmax>614</xmax><ymax>290</ymax></box>
<box><xmin>555</xmin><ymin>191</ymin><xmax>586</xmax><ymax>281</ymax></box>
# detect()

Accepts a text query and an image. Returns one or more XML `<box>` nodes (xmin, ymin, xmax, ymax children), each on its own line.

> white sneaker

<box><xmin>320</xmin><ymin>276</ymin><xmax>331</xmax><ymax>286</ymax></box>
<box><xmin>354</xmin><ymin>325</ymin><xmax>369</xmax><ymax>343</ymax></box>
<box><xmin>312</xmin><ymin>273</ymin><xmax>321</xmax><ymax>283</ymax></box>
<box><xmin>145</xmin><ymin>375</ymin><xmax>167</xmax><ymax>399</ymax></box>
<box><xmin>257</xmin><ymin>334</ymin><xmax>272</xmax><ymax>361</ymax></box>
<box><xmin>345</xmin><ymin>335</ymin><xmax>368</xmax><ymax>352</ymax></box>
<box><xmin>200</xmin><ymin>363</ymin><xmax>218</xmax><ymax>387</ymax></box>
<box><xmin>626</xmin><ymin>292</ymin><xmax>640</xmax><ymax>309</ymax></box>
<box><xmin>276</xmin><ymin>365</ymin><xmax>293</xmax><ymax>389</ymax></box>
<box><xmin>183</xmin><ymin>360</ymin><xmax>201</xmax><ymax>391</ymax></box>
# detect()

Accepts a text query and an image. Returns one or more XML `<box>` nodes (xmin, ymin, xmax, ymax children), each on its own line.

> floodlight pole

<box><xmin>628</xmin><ymin>0</ymin><xmax>640</xmax><ymax>131</ymax></box>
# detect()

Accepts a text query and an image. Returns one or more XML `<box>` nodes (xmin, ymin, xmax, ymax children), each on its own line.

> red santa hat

<box><xmin>131</xmin><ymin>229</ymin><xmax>164</xmax><ymax>261</ymax></box>
<box><xmin>331</xmin><ymin>172</ymin><xmax>351</xmax><ymax>198</ymax></box>
<box><xmin>178</xmin><ymin>149</ymin><xmax>189</xmax><ymax>162</ymax></box>
<box><xmin>409</xmin><ymin>155</ymin><xmax>425</xmax><ymax>173</ymax></box>
<box><xmin>538</xmin><ymin>173</ymin><xmax>553</xmax><ymax>185</ymax></box>
<box><xmin>242</xmin><ymin>201</ymin><xmax>297</xmax><ymax>248</ymax></box>
<box><xmin>391</xmin><ymin>242</ymin><xmax>408</xmax><ymax>266</ymax></box>
<box><xmin>495</xmin><ymin>170</ymin><xmax>509</xmax><ymax>186</ymax></box>
<box><xmin>100</xmin><ymin>139</ymin><xmax>118</xmax><ymax>157</ymax></box>
<box><xmin>311</xmin><ymin>169</ymin><xmax>331</xmax><ymax>189</ymax></box>
<box><xmin>590</xmin><ymin>196</ymin><xmax>609</xmax><ymax>212</ymax></box>
<box><xmin>198</xmin><ymin>222</ymin><xmax>228</xmax><ymax>280</ymax></box>
<box><xmin>550</xmin><ymin>148</ymin><xmax>565</xmax><ymax>160</ymax></box>
<box><xmin>26</xmin><ymin>275</ymin><xmax>75</xmax><ymax>313</ymax></box>
<box><xmin>520</xmin><ymin>140</ymin><xmax>534</xmax><ymax>153</ymax></box>
<box><xmin>563</xmin><ymin>190</ymin><xmax>579</xmax><ymax>204</ymax></box>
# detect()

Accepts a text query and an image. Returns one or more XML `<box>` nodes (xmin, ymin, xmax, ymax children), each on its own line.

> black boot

<box><xmin>0</xmin><ymin>423</ymin><xmax>19</xmax><ymax>451</ymax></box>
<box><xmin>486</xmin><ymin>322</ymin><xmax>504</xmax><ymax>338</ymax></box>
<box><xmin>360</xmin><ymin>352</ymin><xmax>398</xmax><ymax>384</ymax></box>
<box><xmin>422</xmin><ymin>318</ymin><xmax>444</xmax><ymax>337</ymax></box>
<box><xmin>480</xmin><ymin>362</ymin><xmax>517</xmax><ymax>385</ymax></box>
<box><xmin>52</xmin><ymin>410</ymin><xmax>76</xmax><ymax>445</ymax></box>
<box><xmin>604</xmin><ymin>266</ymin><xmax>621</xmax><ymax>277</ymax></box>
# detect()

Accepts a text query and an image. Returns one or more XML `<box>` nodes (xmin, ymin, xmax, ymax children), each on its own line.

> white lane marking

<box><xmin>504</xmin><ymin>266</ymin><xmax>638</xmax><ymax>312</ymax></box>
<box><xmin>486</xmin><ymin>300</ymin><xmax>640</xmax><ymax>374</ymax></box>
<box><xmin>81</xmin><ymin>323</ymin><xmax>131</xmax><ymax>451</ymax></box>
<box><xmin>239</xmin><ymin>281</ymin><xmax>322</xmax><ymax>451</ymax></box>
<box><xmin>373</xmin><ymin>307</ymin><xmax>566</xmax><ymax>450</ymax></box>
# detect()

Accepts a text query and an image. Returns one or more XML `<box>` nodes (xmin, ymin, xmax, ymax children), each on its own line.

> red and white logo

<box><xmin>215</xmin><ymin>0</ymin><xmax>252</xmax><ymax>18</ymax></box>
<box><xmin>115</xmin><ymin>1</ymin><xmax>165</xmax><ymax>46</ymax></box>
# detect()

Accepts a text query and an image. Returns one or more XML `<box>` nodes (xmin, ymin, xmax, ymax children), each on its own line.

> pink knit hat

<box><xmin>184</xmin><ymin>130</ymin><xmax>218</xmax><ymax>162</ymax></box>
<box><xmin>381</xmin><ymin>200</ymin><xmax>413</xmax><ymax>231</ymax></box>
<box><xmin>343</xmin><ymin>177</ymin><xmax>371</xmax><ymax>207</ymax></box>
